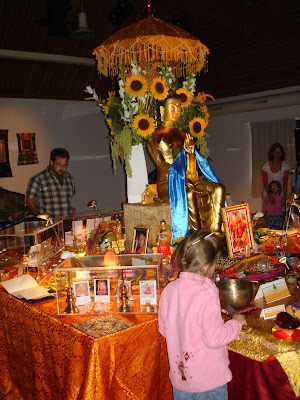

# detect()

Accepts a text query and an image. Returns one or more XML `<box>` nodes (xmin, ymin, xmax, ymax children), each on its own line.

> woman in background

<box><xmin>262</xmin><ymin>143</ymin><xmax>290</xmax><ymax>207</ymax></box>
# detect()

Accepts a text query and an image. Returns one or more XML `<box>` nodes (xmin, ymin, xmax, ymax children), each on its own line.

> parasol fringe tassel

<box><xmin>95</xmin><ymin>41</ymin><xmax>208</xmax><ymax>78</ymax></box>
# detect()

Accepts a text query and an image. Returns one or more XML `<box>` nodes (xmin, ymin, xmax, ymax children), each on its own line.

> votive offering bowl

<box><xmin>216</xmin><ymin>279</ymin><xmax>254</xmax><ymax>309</ymax></box>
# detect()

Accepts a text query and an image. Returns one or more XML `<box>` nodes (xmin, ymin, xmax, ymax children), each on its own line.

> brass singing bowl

<box><xmin>216</xmin><ymin>279</ymin><xmax>254</xmax><ymax>309</ymax></box>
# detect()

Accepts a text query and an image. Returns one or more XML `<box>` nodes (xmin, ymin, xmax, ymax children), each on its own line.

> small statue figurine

<box><xmin>118</xmin><ymin>280</ymin><xmax>133</xmax><ymax>312</ymax></box>
<box><xmin>141</xmin><ymin>184</ymin><xmax>155</xmax><ymax>205</ymax></box>
<box><xmin>64</xmin><ymin>276</ymin><xmax>79</xmax><ymax>314</ymax></box>
<box><xmin>115</xmin><ymin>216</ymin><xmax>123</xmax><ymax>241</ymax></box>
<box><xmin>156</xmin><ymin>219</ymin><xmax>172</xmax><ymax>260</ymax></box>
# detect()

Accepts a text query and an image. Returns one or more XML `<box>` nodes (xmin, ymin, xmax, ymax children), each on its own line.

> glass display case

<box><xmin>61</xmin><ymin>210</ymin><xmax>124</xmax><ymax>252</ymax></box>
<box><xmin>54</xmin><ymin>253</ymin><xmax>162</xmax><ymax>315</ymax></box>
<box><xmin>0</xmin><ymin>220</ymin><xmax>64</xmax><ymax>279</ymax></box>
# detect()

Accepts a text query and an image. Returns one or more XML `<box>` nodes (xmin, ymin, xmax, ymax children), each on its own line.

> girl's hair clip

<box><xmin>191</xmin><ymin>232</ymin><xmax>214</xmax><ymax>245</ymax></box>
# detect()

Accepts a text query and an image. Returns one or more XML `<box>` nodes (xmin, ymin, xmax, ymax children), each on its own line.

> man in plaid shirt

<box><xmin>26</xmin><ymin>148</ymin><xmax>76</xmax><ymax>219</ymax></box>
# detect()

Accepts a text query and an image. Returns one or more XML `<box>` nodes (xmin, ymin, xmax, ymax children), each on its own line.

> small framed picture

<box><xmin>139</xmin><ymin>280</ymin><xmax>157</xmax><ymax>305</ymax></box>
<box><xmin>221</xmin><ymin>203</ymin><xmax>255</xmax><ymax>259</ymax></box>
<box><xmin>73</xmin><ymin>281</ymin><xmax>91</xmax><ymax>305</ymax></box>
<box><xmin>94</xmin><ymin>279</ymin><xmax>110</xmax><ymax>303</ymax></box>
<box><xmin>132</xmin><ymin>227</ymin><xmax>149</xmax><ymax>254</ymax></box>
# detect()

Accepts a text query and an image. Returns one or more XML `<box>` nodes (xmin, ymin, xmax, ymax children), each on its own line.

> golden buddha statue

<box><xmin>147</xmin><ymin>97</ymin><xmax>185</xmax><ymax>201</ymax></box>
<box><xmin>147</xmin><ymin>97</ymin><xmax>225</xmax><ymax>235</ymax></box>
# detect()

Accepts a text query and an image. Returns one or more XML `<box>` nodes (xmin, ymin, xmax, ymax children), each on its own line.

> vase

<box><xmin>127</xmin><ymin>144</ymin><xmax>148</xmax><ymax>204</ymax></box>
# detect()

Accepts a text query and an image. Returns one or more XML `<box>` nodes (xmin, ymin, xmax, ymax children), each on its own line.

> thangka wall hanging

<box><xmin>0</xmin><ymin>130</ymin><xmax>12</xmax><ymax>177</ymax></box>
<box><xmin>16</xmin><ymin>132</ymin><xmax>38</xmax><ymax>165</ymax></box>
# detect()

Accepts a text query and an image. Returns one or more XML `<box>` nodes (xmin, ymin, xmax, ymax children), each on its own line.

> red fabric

<box><xmin>262</xmin><ymin>170</ymin><xmax>268</xmax><ymax>186</ymax></box>
<box><xmin>228</xmin><ymin>351</ymin><xmax>299</xmax><ymax>400</ymax></box>
<box><xmin>270</xmin><ymin>256</ymin><xmax>279</xmax><ymax>264</ymax></box>
<box><xmin>283</xmin><ymin>170</ymin><xmax>289</xmax><ymax>186</ymax></box>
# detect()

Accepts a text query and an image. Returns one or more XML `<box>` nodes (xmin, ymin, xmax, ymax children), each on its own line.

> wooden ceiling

<box><xmin>0</xmin><ymin>0</ymin><xmax>299</xmax><ymax>101</ymax></box>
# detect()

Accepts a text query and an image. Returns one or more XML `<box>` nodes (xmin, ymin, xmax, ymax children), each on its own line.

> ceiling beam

<box><xmin>0</xmin><ymin>49</ymin><xmax>95</xmax><ymax>66</ymax></box>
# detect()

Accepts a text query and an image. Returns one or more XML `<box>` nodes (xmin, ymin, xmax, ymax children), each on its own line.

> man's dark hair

<box><xmin>50</xmin><ymin>148</ymin><xmax>70</xmax><ymax>162</ymax></box>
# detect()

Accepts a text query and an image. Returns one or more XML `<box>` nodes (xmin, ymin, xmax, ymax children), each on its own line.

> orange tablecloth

<box><xmin>0</xmin><ymin>292</ymin><xmax>172</xmax><ymax>400</ymax></box>
<box><xmin>1</xmin><ymin>285</ymin><xmax>299</xmax><ymax>399</ymax></box>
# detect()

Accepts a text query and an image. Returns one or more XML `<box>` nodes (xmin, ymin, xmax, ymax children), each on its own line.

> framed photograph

<box><xmin>94</xmin><ymin>279</ymin><xmax>110</xmax><ymax>303</ymax></box>
<box><xmin>73</xmin><ymin>281</ymin><xmax>91</xmax><ymax>305</ymax></box>
<box><xmin>139</xmin><ymin>280</ymin><xmax>157</xmax><ymax>305</ymax></box>
<box><xmin>132</xmin><ymin>227</ymin><xmax>149</xmax><ymax>254</ymax></box>
<box><xmin>221</xmin><ymin>203</ymin><xmax>255</xmax><ymax>259</ymax></box>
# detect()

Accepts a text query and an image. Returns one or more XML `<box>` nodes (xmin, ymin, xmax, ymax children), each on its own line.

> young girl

<box><xmin>158</xmin><ymin>230</ymin><xmax>247</xmax><ymax>400</ymax></box>
<box><xmin>262</xmin><ymin>180</ymin><xmax>285</xmax><ymax>230</ymax></box>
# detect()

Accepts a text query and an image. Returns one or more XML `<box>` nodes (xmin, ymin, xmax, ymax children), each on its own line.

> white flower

<box><xmin>84</xmin><ymin>85</ymin><xmax>94</xmax><ymax>95</ymax></box>
<box><xmin>123</xmin><ymin>109</ymin><xmax>130</xmax><ymax>119</ymax></box>
<box><xmin>84</xmin><ymin>85</ymin><xmax>102</xmax><ymax>104</ymax></box>
<box><xmin>130</xmin><ymin>101</ymin><xmax>138</xmax><ymax>114</ymax></box>
<box><xmin>131</xmin><ymin>63</ymin><xmax>141</xmax><ymax>75</ymax></box>
<box><xmin>118</xmin><ymin>80</ymin><xmax>125</xmax><ymax>99</ymax></box>
<box><xmin>119</xmin><ymin>87</ymin><xmax>124</xmax><ymax>99</ymax></box>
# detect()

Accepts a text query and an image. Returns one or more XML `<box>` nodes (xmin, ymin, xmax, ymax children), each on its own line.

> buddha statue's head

<box><xmin>160</xmin><ymin>97</ymin><xmax>181</xmax><ymax>127</ymax></box>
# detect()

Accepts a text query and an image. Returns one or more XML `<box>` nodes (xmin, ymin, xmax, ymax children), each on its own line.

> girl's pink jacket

<box><xmin>158</xmin><ymin>272</ymin><xmax>242</xmax><ymax>393</ymax></box>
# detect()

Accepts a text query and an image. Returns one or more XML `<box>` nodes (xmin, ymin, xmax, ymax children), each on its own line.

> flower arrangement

<box><xmin>174</xmin><ymin>76</ymin><xmax>214</xmax><ymax>159</ymax></box>
<box><xmin>85</xmin><ymin>62</ymin><xmax>214</xmax><ymax>176</ymax></box>
<box><xmin>87</xmin><ymin>219</ymin><xmax>119</xmax><ymax>252</ymax></box>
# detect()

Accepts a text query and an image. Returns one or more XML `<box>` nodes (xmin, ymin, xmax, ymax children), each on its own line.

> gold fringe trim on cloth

<box><xmin>93</xmin><ymin>16</ymin><xmax>209</xmax><ymax>78</ymax></box>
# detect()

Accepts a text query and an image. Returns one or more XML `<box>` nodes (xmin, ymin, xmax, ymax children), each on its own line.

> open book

<box><xmin>1</xmin><ymin>274</ymin><xmax>51</xmax><ymax>300</ymax></box>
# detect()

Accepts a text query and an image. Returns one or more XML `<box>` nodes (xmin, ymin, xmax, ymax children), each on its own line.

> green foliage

<box><xmin>108</xmin><ymin>97</ymin><xmax>123</xmax><ymax>135</ymax></box>
<box><xmin>175</xmin><ymin>104</ymin><xmax>198</xmax><ymax>132</ymax></box>
<box><xmin>175</xmin><ymin>101</ymin><xmax>210</xmax><ymax>158</ymax></box>
<box><xmin>194</xmin><ymin>134</ymin><xmax>210</xmax><ymax>159</ymax></box>
<box><xmin>252</xmin><ymin>225</ymin><xmax>266</xmax><ymax>244</ymax></box>
<box><xmin>111</xmin><ymin>126</ymin><xmax>133</xmax><ymax>177</ymax></box>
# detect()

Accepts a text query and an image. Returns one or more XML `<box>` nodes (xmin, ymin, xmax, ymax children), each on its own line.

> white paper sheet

<box><xmin>1</xmin><ymin>274</ymin><xmax>50</xmax><ymax>300</ymax></box>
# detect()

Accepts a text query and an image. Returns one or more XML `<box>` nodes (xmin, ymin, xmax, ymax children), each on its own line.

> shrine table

<box><xmin>0</xmin><ymin>289</ymin><xmax>299</xmax><ymax>400</ymax></box>
<box><xmin>0</xmin><ymin>292</ymin><xmax>170</xmax><ymax>400</ymax></box>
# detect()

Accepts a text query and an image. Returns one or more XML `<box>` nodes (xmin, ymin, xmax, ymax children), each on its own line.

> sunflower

<box><xmin>102</xmin><ymin>91</ymin><xmax>115</xmax><ymax>115</ymax></box>
<box><xmin>176</xmin><ymin>88</ymin><xmax>192</xmax><ymax>108</ymax></box>
<box><xmin>133</xmin><ymin>114</ymin><xmax>156</xmax><ymax>138</ymax></box>
<box><xmin>189</xmin><ymin>117</ymin><xmax>207</xmax><ymax>138</ymax></box>
<box><xmin>125</xmin><ymin>75</ymin><xmax>148</xmax><ymax>97</ymax></box>
<box><xmin>150</xmin><ymin>76</ymin><xmax>169</xmax><ymax>100</ymax></box>
<box><xmin>106</xmin><ymin>118</ymin><xmax>115</xmax><ymax>137</ymax></box>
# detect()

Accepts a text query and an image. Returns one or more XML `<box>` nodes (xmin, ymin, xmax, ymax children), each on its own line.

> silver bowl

<box><xmin>216</xmin><ymin>279</ymin><xmax>254</xmax><ymax>309</ymax></box>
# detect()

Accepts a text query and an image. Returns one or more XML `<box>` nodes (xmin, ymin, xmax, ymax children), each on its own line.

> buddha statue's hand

<box><xmin>184</xmin><ymin>134</ymin><xmax>195</xmax><ymax>154</ymax></box>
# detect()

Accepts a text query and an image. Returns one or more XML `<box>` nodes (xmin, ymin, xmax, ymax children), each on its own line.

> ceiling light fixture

<box><xmin>72</xmin><ymin>5</ymin><xmax>94</xmax><ymax>39</ymax></box>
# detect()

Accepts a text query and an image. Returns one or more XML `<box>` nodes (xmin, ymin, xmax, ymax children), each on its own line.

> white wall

<box><xmin>0</xmin><ymin>98</ymin><xmax>127</xmax><ymax>212</ymax></box>
<box><xmin>1</xmin><ymin>91</ymin><xmax>299</xmax><ymax>215</ymax></box>
<box><xmin>207</xmin><ymin>104</ymin><xmax>300</xmax><ymax>212</ymax></box>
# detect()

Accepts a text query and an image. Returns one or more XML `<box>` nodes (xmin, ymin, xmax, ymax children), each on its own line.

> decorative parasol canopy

<box><xmin>93</xmin><ymin>15</ymin><xmax>209</xmax><ymax>78</ymax></box>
